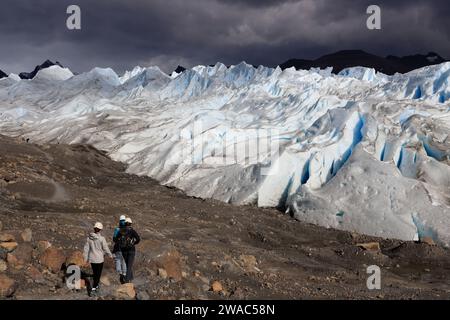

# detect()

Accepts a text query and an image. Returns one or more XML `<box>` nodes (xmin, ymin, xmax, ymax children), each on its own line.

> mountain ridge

<box><xmin>279</xmin><ymin>50</ymin><xmax>448</xmax><ymax>75</ymax></box>
<box><xmin>18</xmin><ymin>59</ymin><xmax>64</xmax><ymax>80</ymax></box>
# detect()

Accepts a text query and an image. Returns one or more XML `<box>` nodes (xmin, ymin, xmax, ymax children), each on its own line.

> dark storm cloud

<box><xmin>0</xmin><ymin>0</ymin><xmax>448</xmax><ymax>75</ymax></box>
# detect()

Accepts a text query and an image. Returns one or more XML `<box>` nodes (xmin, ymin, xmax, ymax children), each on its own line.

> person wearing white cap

<box><xmin>114</xmin><ymin>216</ymin><xmax>140</xmax><ymax>283</ymax></box>
<box><xmin>112</xmin><ymin>215</ymin><xmax>128</xmax><ymax>283</ymax></box>
<box><xmin>83</xmin><ymin>222</ymin><xmax>112</xmax><ymax>293</ymax></box>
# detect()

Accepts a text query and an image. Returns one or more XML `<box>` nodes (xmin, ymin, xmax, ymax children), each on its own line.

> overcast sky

<box><xmin>1</xmin><ymin>0</ymin><xmax>449</xmax><ymax>74</ymax></box>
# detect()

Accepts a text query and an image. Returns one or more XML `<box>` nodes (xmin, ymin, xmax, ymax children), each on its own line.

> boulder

<box><xmin>356</xmin><ymin>242</ymin><xmax>381</xmax><ymax>252</ymax></box>
<box><xmin>154</xmin><ymin>249</ymin><xmax>183</xmax><ymax>281</ymax></box>
<box><xmin>66</xmin><ymin>250</ymin><xmax>88</xmax><ymax>268</ymax></box>
<box><xmin>37</xmin><ymin>240</ymin><xmax>52</xmax><ymax>254</ymax></box>
<box><xmin>0</xmin><ymin>260</ymin><xmax>7</xmax><ymax>272</ymax></box>
<box><xmin>6</xmin><ymin>253</ymin><xmax>23</xmax><ymax>270</ymax></box>
<box><xmin>0</xmin><ymin>242</ymin><xmax>18</xmax><ymax>252</ymax></box>
<box><xmin>115</xmin><ymin>283</ymin><xmax>136</xmax><ymax>299</ymax></box>
<box><xmin>100</xmin><ymin>276</ymin><xmax>110</xmax><ymax>286</ymax></box>
<box><xmin>0</xmin><ymin>274</ymin><xmax>16</xmax><ymax>298</ymax></box>
<box><xmin>40</xmin><ymin>247</ymin><xmax>65</xmax><ymax>273</ymax></box>
<box><xmin>21</xmin><ymin>228</ymin><xmax>33</xmax><ymax>243</ymax></box>
<box><xmin>9</xmin><ymin>243</ymin><xmax>33</xmax><ymax>265</ymax></box>
<box><xmin>0</xmin><ymin>233</ymin><xmax>15</xmax><ymax>242</ymax></box>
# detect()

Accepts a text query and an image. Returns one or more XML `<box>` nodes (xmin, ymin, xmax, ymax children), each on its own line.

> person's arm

<box><xmin>132</xmin><ymin>229</ymin><xmax>141</xmax><ymax>245</ymax></box>
<box><xmin>102</xmin><ymin>237</ymin><xmax>113</xmax><ymax>258</ymax></box>
<box><xmin>83</xmin><ymin>239</ymin><xmax>90</xmax><ymax>262</ymax></box>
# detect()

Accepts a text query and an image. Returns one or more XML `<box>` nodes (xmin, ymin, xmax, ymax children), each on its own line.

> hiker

<box><xmin>114</xmin><ymin>217</ymin><xmax>140</xmax><ymax>283</ymax></box>
<box><xmin>112</xmin><ymin>215</ymin><xmax>128</xmax><ymax>284</ymax></box>
<box><xmin>83</xmin><ymin>222</ymin><xmax>113</xmax><ymax>293</ymax></box>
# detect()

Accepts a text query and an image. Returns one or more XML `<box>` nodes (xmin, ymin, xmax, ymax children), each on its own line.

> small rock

<box><xmin>136</xmin><ymin>290</ymin><xmax>150</xmax><ymax>300</ymax></box>
<box><xmin>199</xmin><ymin>276</ymin><xmax>209</xmax><ymax>285</ymax></box>
<box><xmin>0</xmin><ymin>233</ymin><xmax>15</xmax><ymax>242</ymax></box>
<box><xmin>37</xmin><ymin>241</ymin><xmax>52</xmax><ymax>254</ymax></box>
<box><xmin>40</xmin><ymin>247</ymin><xmax>66</xmax><ymax>273</ymax></box>
<box><xmin>0</xmin><ymin>260</ymin><xmax>7</xmax><ymax>272</ymax></box>
<box><xmin>6</xmin><ymin>253</ymin><xmax>23</xmax><ymax>270</ymax></box>
<box><xmin>239</xmin><ymin>254</ymin><xmax>258</xmax><ymax>271</ymax></box>
<box><xmin>0</xmin><ymin>274</ymin><xmax>16</xmax><ymax>298</ymax></box>
<box><xmin>0</xmin><ymin>242</ymin><xmax>18</xmax><ymax>252</ymax></box>
<box><xmin>0</xmin><ymin>248</ymin><xmax>7</xmax><ymax>260</ymax></box>
<box><xmin>421</xmin><ymin>237</ymin><xmax>436</xmax><ymax>246</ymax></box>
<box><xmin>211</xmin><ymin>281</ymin><xmax>223</xmax><ymax>292</ymax></box>
<box><xmin>0</xmin><ymin>221</ymin><xmax>2</xmax><ymax>231</ymax></box>
<box><xmin>100</xmin><ymin>276</ymin><xmax>110</xmax><ymax>286</ymax></box>
<box><xmin>356</xmin><ymin>242</ymin><xmax>381</xmax><ymax>252</ymax></box>
<box><xmin>21</xmin><ymin>228</ymin><xmax>33</xmax><ymax>243</ymax></box>
<box><xmin>26</xmin><ymin>266</ymin><xmax>45</xmax><ymax>283</ymax></box>
<box><xmin>158</xmin><ymin>268</ymin><xmax>168</xmax><ymax>279</ymax></box>
<box><xmin>115</xmin><ymin>283</ymin><xmax>136</xmax><ymax>299</ymax></box>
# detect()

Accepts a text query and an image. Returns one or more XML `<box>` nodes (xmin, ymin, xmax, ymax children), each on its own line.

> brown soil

<box><xmin>1</xmin><ymin>134</ymin><xmax>449</xmax><ymax>300</ymax></box>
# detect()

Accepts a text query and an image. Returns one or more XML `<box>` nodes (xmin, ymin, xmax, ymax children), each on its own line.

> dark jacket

<box><xmin>113</xmin><ymin>226</ymin><xmax>140</xmax><ymax>253</ymax></box>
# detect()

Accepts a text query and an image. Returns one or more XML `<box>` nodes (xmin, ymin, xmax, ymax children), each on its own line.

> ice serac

<box><xmin>34</xmin><ymin>65</ymin><xmax>74</xmax><ymax>81</ymax></box>
<box><xmin>0</xmin><ymin>61</ymin><xmax>449</xmax><ymax>245</ymax></box>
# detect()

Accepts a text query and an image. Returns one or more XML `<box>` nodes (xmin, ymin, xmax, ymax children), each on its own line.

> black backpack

<box><xmin>117</xmin><ymin>227</ymin><xmax>135</xmax><ymax>251</ymax></box>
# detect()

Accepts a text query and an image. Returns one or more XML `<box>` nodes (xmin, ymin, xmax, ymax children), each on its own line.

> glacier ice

<box><xmin>0</xmin><ymin>61</ymin><xmax>449</xmax><ymax>245</ymax></box>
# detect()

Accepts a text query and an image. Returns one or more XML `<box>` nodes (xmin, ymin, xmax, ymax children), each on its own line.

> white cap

<box><xmin>119</xmin><ymin>215</ymin><xmax>126</xmax><ymax>221</ymax></box>
<box><xmin>94</xmin><ymin>222</ymin><xmax>103</xmax><ymax>230</ymax></box>
<box><xmin>125</xmin><ymin>217</ymin><xmax>132</xmax><ymax>224</ymax></box>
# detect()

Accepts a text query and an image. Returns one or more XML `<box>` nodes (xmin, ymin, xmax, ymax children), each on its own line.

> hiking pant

<box><xmin>122</xmin><ymin>250</ymin><xmax>135</xmax><ymax>282</ymax></box>
<box><xmin>91</xmin><ymin>262</ymin><xmax>104</xmax><ymax>288</ymax></box>
<box><xmin>113</xmin><ymin>252</ymin><xmax>127</xmax><ymax>276</ymax></box>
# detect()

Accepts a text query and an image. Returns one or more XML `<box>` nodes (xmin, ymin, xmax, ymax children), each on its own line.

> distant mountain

<box><xmin>386</xmin><ymin>52</ymin><xmax>447</xmax><ymax>71</ymax></box>
<box><xmin>0</xmin><ymin>69</ymin><xmax>7</xmax><ymax>79</ymax></box>
<box><xmin>279</xmin><ymin>50</ymin><xmax>448</xmax><ymax>75</ymax></box>
<box><xmin>19</xmin><ymin>60</ymin><xmax>64</xmax><ymax>80</ymax></box>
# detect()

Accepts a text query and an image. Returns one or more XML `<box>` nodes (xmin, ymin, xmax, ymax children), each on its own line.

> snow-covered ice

<box><xmin>0</xmin><ymin>61</ymin><xmax>449</xmax><ymax>245</ymax></box>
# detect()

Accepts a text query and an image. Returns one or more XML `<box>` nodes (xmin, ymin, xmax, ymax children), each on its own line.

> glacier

<box><xmin>0</xmin><ymin>61</ymin><xmax>449</xmax><ymax>245</ymax></box>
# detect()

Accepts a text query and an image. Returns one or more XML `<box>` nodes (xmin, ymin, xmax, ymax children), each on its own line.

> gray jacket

<box><xmin>83</xmin><ymin>232</ymin><xmax>112</xmax><ymax>264</ymax></box>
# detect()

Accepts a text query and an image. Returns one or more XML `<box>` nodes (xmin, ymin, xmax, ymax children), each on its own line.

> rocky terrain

<box><xmin>1</xmin><ymin>134</ymin><xmax>450</xmax><ymax>300</ymax></box>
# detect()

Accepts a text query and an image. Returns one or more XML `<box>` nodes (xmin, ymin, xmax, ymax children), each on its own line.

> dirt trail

<box><xmin>0</xmin><ymin>134</ymin><xmax>450</xmax><ymax>300</ymax></box>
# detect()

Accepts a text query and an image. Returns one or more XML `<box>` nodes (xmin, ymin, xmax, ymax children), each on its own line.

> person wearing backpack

<box><xmin>112</xmin><ymin>215</ymin><xmax>128</xmax><ymax>284</ymax></box>
<box><xmin>114</xmin><ymin>217</ymin><xmax>140</xmax><ymax>283</ymax></box>
<box><xmin>83</xmin><ymin>222</ymin><xmax>113</xmax><ymax>293</ymax></box>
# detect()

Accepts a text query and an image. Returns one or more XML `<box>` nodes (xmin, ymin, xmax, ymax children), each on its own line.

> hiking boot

<box><xmin>119</xmin><ymin>274</ymin><xmax>126</xmax><ymax>284</ymax></box>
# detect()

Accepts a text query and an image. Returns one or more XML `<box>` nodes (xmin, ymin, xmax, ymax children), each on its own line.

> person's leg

<box><xmin>97</xmin><ymin>263</ymin><xmax>104</xmax><ymax>288</ymax></box>
<box><xmin>120</xmin><ymin>252</ymin><xmax>127</xmax><ymax>276</ymax></box>
<box><xmin>114</xmin><ymin>253</ymin><xmax>120</xmax><ymax>272</ymax></box>
<box><xmin>91</xmin><ymin>263</ymin><xmax>103</xmax><ymax>289</ymax></box>
<box><xmin>121</xmin><ymin>250</ymin><xmax>129</xmax><ymax>282</ymax></box>
<box><xmin>125</xmin><ymin>251</ymin><xmax>135</xmax><ymax>282</ymax></box>
<box><xmin>115</xmin><ymin>251</ymin><xmax>127</xmax><ymax>283</ymax></box>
